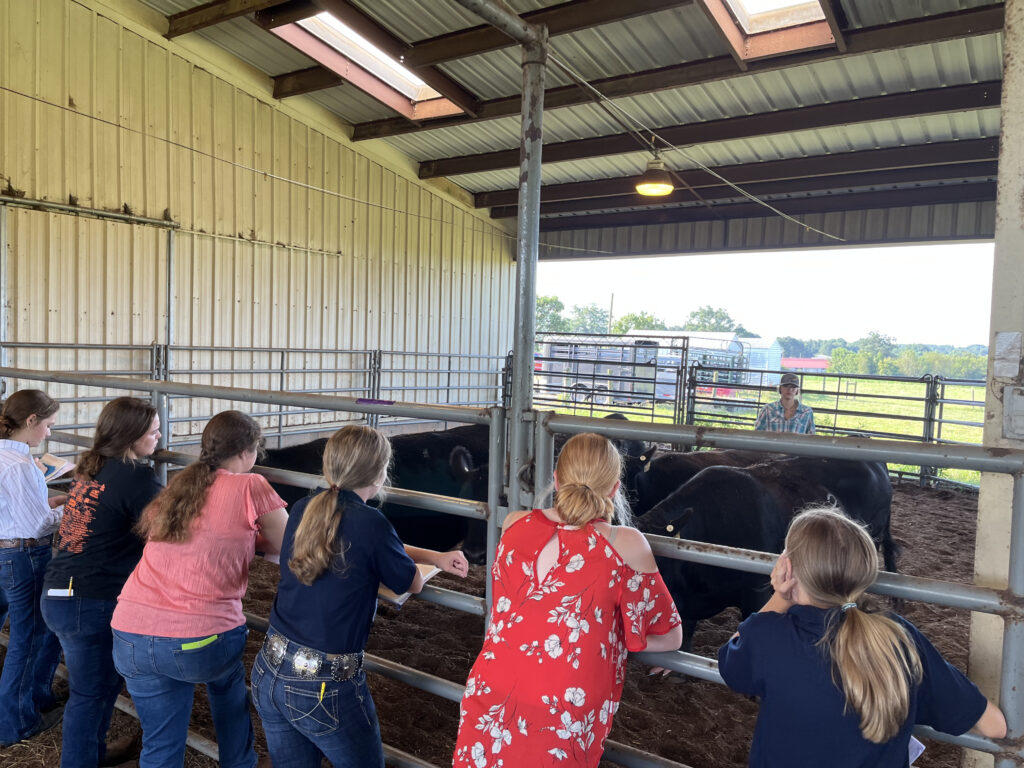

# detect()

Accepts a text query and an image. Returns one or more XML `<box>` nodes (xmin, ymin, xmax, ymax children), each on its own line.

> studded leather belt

<box><xmin>261</xmin><ymin>630</ymin><xmax>363</xmax><ymax>682</ymax></box>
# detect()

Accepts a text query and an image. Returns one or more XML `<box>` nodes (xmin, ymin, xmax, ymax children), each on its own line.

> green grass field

<box><xmin>536</xmin><ymin>374</ymin><xmax>985</xmax><ymax>486</ymax></box>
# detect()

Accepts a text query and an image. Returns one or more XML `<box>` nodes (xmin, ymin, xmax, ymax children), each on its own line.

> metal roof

<box><xmin>140</xmin><ymin>0</ymin><xmax>1006</xmax><ymax>256</ymax></box>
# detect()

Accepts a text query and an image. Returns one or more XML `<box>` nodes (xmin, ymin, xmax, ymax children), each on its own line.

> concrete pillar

<box><xmin>971</xmin><ymin>1</ymin><xmax>1024</xmax><ymax>766</ymax></box>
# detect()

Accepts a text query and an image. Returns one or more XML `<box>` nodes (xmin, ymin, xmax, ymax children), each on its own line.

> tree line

<box><xmin>537</xmin><ymin>297</ymin><xmax>988</xmax><ymax>380</ymax></box>
<box><xmin>537</xmin><ymin>297</ymin><xmax>755</xmax><ymax>336</ymax></box>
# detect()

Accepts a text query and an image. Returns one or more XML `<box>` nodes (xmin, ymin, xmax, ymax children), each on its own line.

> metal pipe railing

<box><xmin>537</xmin><ymin>410</ymin><xmax>1024</xmax><ymax>762</ymax></box>
<box><xmin>0</xmin><ymin>368</ymin><xmax>493</xmax><ymax>426</ymax></box>
<box><xmin>547</xmin><ymin>413</ymin><xmax>1024</xmax><ymax>474</ymax></box>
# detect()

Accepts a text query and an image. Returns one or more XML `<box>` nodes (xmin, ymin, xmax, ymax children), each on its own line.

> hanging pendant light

<box><xmin>635</xmin><ymin>154</ymin><xmax>674</xmax><ymax>197</ymax></box>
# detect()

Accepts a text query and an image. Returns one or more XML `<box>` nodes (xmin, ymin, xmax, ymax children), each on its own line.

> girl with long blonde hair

<box><xmin>719</xmin><ymin>507</ymin><xmax>1006</xmax><ymax>767</ymax></box>
<box><xmin>252</xmin><ymin>424</ymin><xmax>468</xmax><ymax>768</ymax></box>
<box><xmin>453</xmin><ymin>432</ymin><xmax>681</xmax><ymax>767</ymax></box>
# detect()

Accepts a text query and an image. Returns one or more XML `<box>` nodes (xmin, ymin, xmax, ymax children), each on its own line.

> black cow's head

<box><xmin>638</xmin><ymin>503</ymin><xmax>694</xmax><ymax>539</ymax></box>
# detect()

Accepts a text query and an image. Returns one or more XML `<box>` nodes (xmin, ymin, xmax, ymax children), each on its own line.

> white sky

<box><xmin>537</xmin><ymin>242</ymin><xmax>995</xmax><ymax>348</ymax></box>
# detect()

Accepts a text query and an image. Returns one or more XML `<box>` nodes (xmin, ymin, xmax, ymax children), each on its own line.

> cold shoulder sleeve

<box><xmin>617</xmin><ymin>566</ymin><xmax>681</xmax><ymax>652</ymax></box>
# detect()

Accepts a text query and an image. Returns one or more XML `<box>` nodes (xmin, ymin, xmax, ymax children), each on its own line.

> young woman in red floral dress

<box><xmin>453</xmin><ymin>433</ymin><xmax>682</xmax><ymax>768</ymax></box>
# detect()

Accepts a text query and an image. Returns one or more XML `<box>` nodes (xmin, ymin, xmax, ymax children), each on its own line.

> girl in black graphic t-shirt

<box><xmin>42</xmin><ymin>397</ymin><xmax>163</xmax><ymax>768</ymax></box>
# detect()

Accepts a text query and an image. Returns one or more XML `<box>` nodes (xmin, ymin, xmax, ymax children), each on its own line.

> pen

<box><xmin>319</xmin><ymin>681</ymin><xmax>325</xmax><ymax>703</ymax></box>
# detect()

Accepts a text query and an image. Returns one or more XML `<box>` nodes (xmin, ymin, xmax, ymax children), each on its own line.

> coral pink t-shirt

<box><xmin>112</xmin><ymin>470</ymin><xmax>285</xmax><ymax>638</ymax></box>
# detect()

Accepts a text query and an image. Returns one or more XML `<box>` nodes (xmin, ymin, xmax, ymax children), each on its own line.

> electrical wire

<box><xmin>547</xmin><ymin>53</ymin><xmax>846</xmax><ymax>241</ymax></box>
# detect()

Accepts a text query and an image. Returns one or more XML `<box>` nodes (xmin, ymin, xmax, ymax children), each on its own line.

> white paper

<box><xmin>994</xmin><ymin>331</ymin><xmax>1022</xmax><ymax>378</ymax></box>
<box><xmin>908</xmin><ymin>736</ymin><xmax>925</xmax><ymax>765</ymax></box>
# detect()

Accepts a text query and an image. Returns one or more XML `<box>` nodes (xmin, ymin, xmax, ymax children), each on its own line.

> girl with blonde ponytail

<box><xmin>719</xmin><ymin>507</ymin><xmax>1006</xmax><ymax>768</ymax></box>
<box><xmin>253</xmin><ymin>424</ymin><xmax>469</xmax><ymax>768</ymax></box>
<box><xmin>454</xmin><ymin>433</ymin><xmax>681</xmax><ymax>767</ymax></box>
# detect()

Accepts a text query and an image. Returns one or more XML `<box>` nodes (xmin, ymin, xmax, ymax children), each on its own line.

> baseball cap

<box><xmin>779</xmin><ymin>373</ymin><xmax>800</xmax><ymax>388</ymax></box>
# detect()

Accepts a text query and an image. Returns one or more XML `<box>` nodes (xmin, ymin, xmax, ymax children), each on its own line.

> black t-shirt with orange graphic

<box><xmin>43</xmin><ymin>459</ymin><xmax>163</xmax><ymax>601</ymax></box>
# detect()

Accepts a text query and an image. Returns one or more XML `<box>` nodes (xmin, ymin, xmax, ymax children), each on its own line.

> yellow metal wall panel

<box><xmin>1</xmin><ymin>0</ymin><xmax>514</xmax><ymax>377</ymax></box>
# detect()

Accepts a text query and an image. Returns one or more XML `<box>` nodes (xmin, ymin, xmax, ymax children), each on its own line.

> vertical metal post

<box><xmin>506</xmin><ymin>29</ymin><xmax>548</xmax><ymax>514</ymax></box>
<box><xmin>485</xmin><ymin>405</ymin><xmax>506</xmax><ymax>618</ymax></box>
<box><xmin>921</xmin><ymin>375</ymin><xmax>938</xmax><ymax>485</ymax></box>
<box><xmin>0</xmin><ymin>204</ymin><xmax>8</xmax><ymax>396</ymax></box>
<box><xmin>155</xmin><ymin>390</ymin><xmax>169</xmax><ymax>485</ymax></box>
<box><xmin>166</xmin><ymin>229</ymin><xmax>175</xmax><ymax>348</ymax></box>
<box><xmin>278</xmin><ymin>350</ymin><xmax>286</xmax><ymax>444</ymax></box>
<box><xmin>369</xmin><ymin>349</ymin><xmax>382</xmax><ymax>428</ymax></box>
<box><xmin>534</xmin><ymin>410</ymin><xmax>554</xmax><ymax>509</ymax></box>
<box><xmin>998</xmin><ymin>472</ymin><xmax>1024</xmax><ymax>767</ymax></box>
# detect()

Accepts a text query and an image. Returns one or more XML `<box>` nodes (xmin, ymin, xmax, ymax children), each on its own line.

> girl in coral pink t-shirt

<box><xmin>112</xmin><ymin>410</ymin><xmax>288</xmax><ymax>768</ymax></box>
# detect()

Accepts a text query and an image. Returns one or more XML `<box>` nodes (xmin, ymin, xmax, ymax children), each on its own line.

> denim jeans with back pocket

<box><xmin>251</xmin><ymin>645</ymin><xmax>383</xmax><ymax>768</ymax></box>
<box><xmin>112</xmin><ymin>624</ymin><xmax>255</xmax><ymax>768</ymax></box>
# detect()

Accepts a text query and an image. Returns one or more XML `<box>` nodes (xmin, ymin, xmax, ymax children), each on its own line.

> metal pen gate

<box><xmin>532</xmin><ymin>412</ymin><xmax>1024</xmax><ymax>768</ymax></box>
<box><xmin>6</xmin><ymin>362</ymin><xmax>1024</xmax><ymax>766</ymax></box>
<box><xmin>684</xmin><ymin>367</ymin><xmax>987</xmax><ymax>485</ymax></box>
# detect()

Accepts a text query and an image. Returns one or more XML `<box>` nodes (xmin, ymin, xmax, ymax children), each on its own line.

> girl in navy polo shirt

<box><xmin>719</xmin><ymin>507</ymin><xmax>1006</xmax><ymax>768</ymax></box>
<box><xmin>251</xmin><ymin>424</ymin><xmax>469</xmax><ymax>768</ymax></box>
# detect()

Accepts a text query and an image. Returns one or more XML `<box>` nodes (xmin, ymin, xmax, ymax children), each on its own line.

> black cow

<box><xmin>637</xmin><ymin>457</ymin><xmax>894</xmax><ymax>649</ymax></box>
<box><xmin>260</xmin><ymin>425</ymin><xmax>492</xmax><ymax>560</ymax></box>
<box><xmin>386</xmin><ymin>426</ymin><xmax>490</xmax><ymax>559</ymax></box>
<box><xmin>261</xmin><ymin>437</ymin><xmax>329</xmax><ymax>510</ymax></box>
<box><xmin>631</xmin><ymin>449</ymin><xmax>770</xmax><ymax>516</ymax></box>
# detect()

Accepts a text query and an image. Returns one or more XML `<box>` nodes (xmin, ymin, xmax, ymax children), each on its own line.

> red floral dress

<box><xmin>453</xmin><ymin>511</ymin><xmax>681</xmax><ymax>767</ymax></box>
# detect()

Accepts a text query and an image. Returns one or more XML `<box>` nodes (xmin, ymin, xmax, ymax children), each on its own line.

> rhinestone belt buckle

<box><xmin>265</xmin><ymin>633</ymin><xmax>288</xmax><ymax>668</ymax></box>
<box><xmin>330</xmin><ymin>653</ymin><xmax>360</xmax><ymax>682</ymax></box>
<box><xmin>292</xmin><ymin>647</ymin><xmax>323</xmax><ymax>679</ymax></box>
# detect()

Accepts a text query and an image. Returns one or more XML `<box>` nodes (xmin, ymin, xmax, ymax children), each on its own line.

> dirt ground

<box><xmin>0</xmin><ymin>482</ymin><xmax>981</xmax><ymax>768</ymax></box>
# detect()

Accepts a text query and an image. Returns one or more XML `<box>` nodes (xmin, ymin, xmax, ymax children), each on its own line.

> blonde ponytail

<box><xmin>786</xmin><ymin>507</ymin><xmax>922</xmax><ymax>744</ymax></box>
<box><xmin>829</xmin><ymin>607</ymin><xmax>922</xmax><ymax>742</ymax></box>
<box><xmin>289</xmin><ymin>425</ymin><xmax>391</xmax><ymax>585</ymax></box>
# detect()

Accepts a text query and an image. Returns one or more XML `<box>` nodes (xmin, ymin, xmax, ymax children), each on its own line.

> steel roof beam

<box><xmin>818</xmin><ymin>0</ymin><xmax>847</xmax><ymax>52</ymax></box>
<box><xmin>404</xmin><ymin>0</ymin><xmax>691</xmax><ymax>68</ymax></box>
<box><xmin>474</xmin><ymin>138</ymin><xmax>1000</xmax><ymax>207</ymax></box>
<box><xmin>536</xmin><ymin>182</ymin><xmax>996</xmax><ymax>231</ymax></box>
<box><xmin>419</xmin><ymin>80</ymin><xmax>1001</xmax><ymax>178</ymax></box>
<box><xmin>488</xmin><ymin>161</ymin><xmax>998</xmax><ymax>218</ymax></box>
<box><xmin>272</xmin><ymin>65</ymin><xmax>345</xmax><ymax>99</ymax></box>
<box><xmin>165</xmin><ymin>0</ymin><xmax>287</xmax><ymax>38</ymax></box>
<box><xmin>351</xmin><ymin>4</ymin><xmax>1003</xmax><ymax>141</ymax></box>
<box><xmin>251</xmin><ymin>0</ymin><xmax>318</xmax><ymax>28</ymax></box>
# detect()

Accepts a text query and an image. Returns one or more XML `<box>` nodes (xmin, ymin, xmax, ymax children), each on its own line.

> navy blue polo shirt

<box><xmin>269</xmin><ymin>490</ymin><xmax>417</xmax><ymax>654</ymax></box>
<box><xmin>718</xmin><ymin>604</ymin><xmax>987</xmax><ymax>768</ymax></box>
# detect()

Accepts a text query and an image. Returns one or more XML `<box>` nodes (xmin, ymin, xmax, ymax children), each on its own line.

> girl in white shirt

<box><xmin>0</xmin><ymin>389</ymin><xmax>66</xmax><ymax>746</ymax></box>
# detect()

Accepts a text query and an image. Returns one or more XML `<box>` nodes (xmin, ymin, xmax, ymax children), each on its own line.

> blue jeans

<box><xmin>112</xmin><ymin>625</ymin><xmax>255</xmax><ymax>768</ymax></box>
<box><xmin>0</xmin><ymin>542</ymin><xmax>62</xmax><ymax>744</ymax></box>
<box><xmin>251</xmin><ymin>642</ymin><xmax>383</xmax><ymax>768</ymax></box>
<box><xmin>42</xmin><ymin>595</ymin><xmax>122</xmax><ymax>768</ymax></box>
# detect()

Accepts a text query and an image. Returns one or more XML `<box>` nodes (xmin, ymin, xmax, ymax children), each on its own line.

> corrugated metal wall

<box><xmin>0</xmin><ymin>0</ymin><xmax>514</xmax><ymax>434</ymax></box>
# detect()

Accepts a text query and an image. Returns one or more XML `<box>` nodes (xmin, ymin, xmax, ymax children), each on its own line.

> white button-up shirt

<box><xmin>0</xmin><ymin>439</ymin><xmax>63</xmax><ymax>539</ymax></box>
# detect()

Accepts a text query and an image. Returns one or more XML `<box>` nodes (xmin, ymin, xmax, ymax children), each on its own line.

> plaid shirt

<box><xmin>754</xmin><ymin>400</ymin><xmax>815</xmax><ymax>434</ymax></box>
